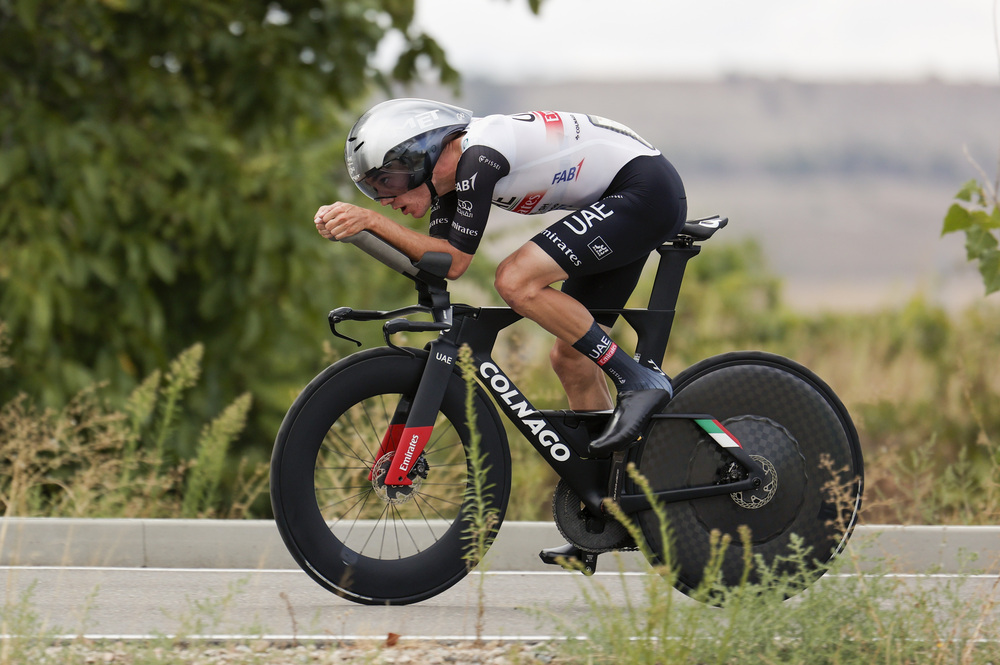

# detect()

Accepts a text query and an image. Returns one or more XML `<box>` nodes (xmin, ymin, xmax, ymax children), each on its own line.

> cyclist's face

<box><xmin>380</xmin><ymin>183</ymin><xmax>432</xmax><ymax>218</ymax></box>
<box><xmin>364</xmin><ymin>170</ymin><xmax>412</xmax><ymax>200</ymax></box>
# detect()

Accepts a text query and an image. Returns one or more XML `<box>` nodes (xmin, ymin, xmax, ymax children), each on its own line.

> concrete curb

<box><xmin>1</xmin><ymin>519</ymin><xmax>999</xmax><ymax>574</ymax></box>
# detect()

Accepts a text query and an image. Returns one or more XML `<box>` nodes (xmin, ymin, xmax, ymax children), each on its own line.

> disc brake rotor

<box><xmin>731</xmin><ymin>454</ymin><xmax>778</xmax><ymax>509</ymax></box>
<box><xmin>371</xmin><ymin>452</ymin><xmax>428</xmax><ymax>505</ymax></box>
<box><xmin>691</xmin><ymin>415</ymin><xmax>806</xmax><ymax>543</ymax></box>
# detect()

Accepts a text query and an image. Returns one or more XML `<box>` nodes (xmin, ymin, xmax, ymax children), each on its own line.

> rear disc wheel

<box><xmin>629</xmin><ymin>352</ymin><xmax>863</xmax><ymax>599</ymax></box>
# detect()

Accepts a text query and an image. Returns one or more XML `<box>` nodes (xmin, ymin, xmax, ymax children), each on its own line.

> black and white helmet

<box><xmin>344</xmin><ymin>98</ymin><xmax>472</xmax><ymax>200</ymax></box>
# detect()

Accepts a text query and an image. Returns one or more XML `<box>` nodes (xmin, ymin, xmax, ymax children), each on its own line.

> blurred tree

<box><xmin>0</xmin><ymin>0</ymin><xmax>475</xmax><ymax>450</ymax></box>
<box><xmin>943</xmin><ymin>175</ymin><xmax>1000</xmax><ymax>295</ymax></box>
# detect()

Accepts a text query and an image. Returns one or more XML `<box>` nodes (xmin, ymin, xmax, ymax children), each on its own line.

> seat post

<box><xmin>629</xmin><ymin>242</ymin><xmax>702</xmax><ymax>369</ymax></box>
<box><xmin>648</xmin><ymin>242</ymin><xmax>701</xmax><ymax>312</ymax></box>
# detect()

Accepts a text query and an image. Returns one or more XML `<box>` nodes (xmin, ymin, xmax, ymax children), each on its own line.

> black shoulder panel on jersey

<box><xmin>428</xmin><ymin>191</ymin><xmax>457</xmax><ymax>240</ymax></box>
<box><xmin>445</xmin><ymin>145</ymin><xmax>511</xmax><ymax>255</ymax></box>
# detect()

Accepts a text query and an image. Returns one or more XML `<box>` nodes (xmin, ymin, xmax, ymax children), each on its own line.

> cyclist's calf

<box><xmin>549</xmin><ymin>338</ymin><xmax>614</xmax><ymax>411</ymax></box>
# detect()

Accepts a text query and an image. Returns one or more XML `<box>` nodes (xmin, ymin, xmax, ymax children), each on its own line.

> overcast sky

<box><xmin>404</xmin><ymin>0</ymin><xmax>1000</xmax><ymax>83</ymax></box>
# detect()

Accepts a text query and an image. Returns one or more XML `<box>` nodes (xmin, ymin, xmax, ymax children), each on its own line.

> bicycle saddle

<box><xmin>680</xmin><ymin>215</ymin><xmax>728</xmax><ymax>241</ymax></box>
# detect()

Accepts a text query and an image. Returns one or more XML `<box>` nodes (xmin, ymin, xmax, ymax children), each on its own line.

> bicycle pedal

<box><xmin>539</xmin><ymin>543</ymin><xmax>598</xmax><ymax>575</ymax></box>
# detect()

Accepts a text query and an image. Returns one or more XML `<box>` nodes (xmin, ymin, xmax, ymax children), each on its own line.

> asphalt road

<box><xmin>2</xmin><ymin>565</ymin><xmax>640</xmax><ymax>639</ymax></box>
<box><xmin>3</xmin><ymin>521</ymin><xmax>1000</xmax><ymax>640</ymax></box>
<box><xmin>4</xmin><ymin>565</ymin><xmax>1000</xmax><ymax>641</ymax></box>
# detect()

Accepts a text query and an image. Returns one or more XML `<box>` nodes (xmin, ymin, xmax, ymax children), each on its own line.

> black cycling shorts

<box><xmin>530</xmin><ymin>154</ymin><xmax>687</xmax><ymax>326</ymax></box>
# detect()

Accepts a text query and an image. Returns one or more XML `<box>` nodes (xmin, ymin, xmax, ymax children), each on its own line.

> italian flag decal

<box><xmin>695</xmin><ymin>419</ymin><xmax>742</xmax><ymax>449</ymax></box>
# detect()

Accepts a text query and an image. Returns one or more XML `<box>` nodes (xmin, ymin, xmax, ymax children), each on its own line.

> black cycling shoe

<box><xmin>539</xmin><ymin>543</ymin><xmax>598</xmax><ymax>575</ymax></box>
<box><xmin>587</xmin><ymin>389</ymin><xmax>672</xmax><ymax>456</ymax></box>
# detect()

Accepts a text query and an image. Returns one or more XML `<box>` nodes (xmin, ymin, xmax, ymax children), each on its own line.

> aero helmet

<box><xmin>345</xmin><ymin>98</ymin><xmax>472</xmax><ymax>200</ymax></box>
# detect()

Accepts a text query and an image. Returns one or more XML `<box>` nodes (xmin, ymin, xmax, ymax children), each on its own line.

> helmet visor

<box><xmin>354</xmin><ymin>160</ymin><xmax>418</xmax><ymax>200</ymax></box>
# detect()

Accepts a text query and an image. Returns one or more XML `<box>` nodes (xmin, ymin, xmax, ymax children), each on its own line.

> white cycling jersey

<box><xmin>460</xmin><ymin>111</ymin><xmax>661</xmax><ymax>215</ymax></box>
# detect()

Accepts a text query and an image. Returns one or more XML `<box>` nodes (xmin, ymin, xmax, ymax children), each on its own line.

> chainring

<box><xmin>552</xmin><ymin>479</ymin><xmax>633</xmax><ymax>553</ymax></box>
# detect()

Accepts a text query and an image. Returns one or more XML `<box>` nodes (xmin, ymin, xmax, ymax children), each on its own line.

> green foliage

<box><xmin>0</xmin><ymin>583</ymin><xmax>53</xmax><ymax>665</ymax></box>
<box><xmin>943</xmin><ymin>177</ymin><xmax>1000</xmax><ymax>294</ymax></box>
<box><xmin>0</xmin><ymin>0</ymin><xmax>460</xmax><ymax>448</ymax></box>
<box><xmin>0</xmin><ymin>321</ymin><xmax>12</xmax><ymax>371</ymax></box>
<box><xmin>457</xmin><ymin>343</ymin><xmax>500</xmax><ymax>644</ymax></box>
<box><xmin>0</xmin><ymin>341</ymin><xmax>263</xmax><ymax>518</ymax></box>
<box><xmin>547</xmin><ymin>467</ymin><xmax>1000</xmax><ymax>665</ymax></box>
<box><xmin>181</xmin><ymin>393</ymin><xmax>253</xmax><ymax>518</ymax></box>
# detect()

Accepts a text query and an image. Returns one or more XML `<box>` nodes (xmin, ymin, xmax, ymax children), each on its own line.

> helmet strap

<box><xmin>425</xmin><ymin>180</ymin><xmax>439</xmax><ymax>201</ymax></box>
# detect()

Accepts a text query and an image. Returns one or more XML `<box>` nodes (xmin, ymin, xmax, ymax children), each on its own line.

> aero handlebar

<box><xmin>337</xmin><ymin>231</ymin><xmax>420</xmax><ymax>278</ymax></box>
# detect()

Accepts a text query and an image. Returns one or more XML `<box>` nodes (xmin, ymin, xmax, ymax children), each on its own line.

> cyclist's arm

<box><xmin>368</xmin><ymin>210</ymin><xmax>475</xmax><ymax>279</ymax></box>
<box><xmin>315</xmin><ymin>146</ymin><xmax>508</xmax><ymax>279</ymax></box>
<box><xmin>443</xmin><ymin>145</ymin><xmax>510</xmax><ymax>255</ymax></box>
<box><xmin>315</xmin><ymin>201</ymin><xmax>474</xmax><ymax>279</ymax></box>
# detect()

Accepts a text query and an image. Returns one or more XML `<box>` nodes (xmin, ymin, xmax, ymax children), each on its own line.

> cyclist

<box><xmin>315</xmin><ymin>98</ymin><xmax>686</xmax><ymax>458</ymax></box>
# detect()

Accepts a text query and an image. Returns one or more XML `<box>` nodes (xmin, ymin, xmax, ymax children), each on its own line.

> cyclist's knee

<box><xmin>494</xmin><ymin>257</ymin><xmax>532</xmax><ymax>308</ymax></box>
<box><xmin>495</xmin><ymin>244</ymin><xmax>565</xmax><ymax>310</ymax></box>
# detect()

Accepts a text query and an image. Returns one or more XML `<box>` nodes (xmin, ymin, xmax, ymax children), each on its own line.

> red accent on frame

<box><xmin>368</xmin><ymin>423</ymin><xmax>405</xmax><ymax>481</ymax></box>
<box><xmin>714</xmin><ymin>419</ymin><xmax>743</xmax><ymax>449</ymax></box>
<box><xmin>383</xmin><ymin>425</ymin><xmax>434</xmax><ymax>486</ymax></box>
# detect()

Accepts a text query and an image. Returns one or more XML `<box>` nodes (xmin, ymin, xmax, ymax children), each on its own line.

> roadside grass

<box><xmin>0</xmin><ymin>325</ymin><xmax>266</xmax><ymax>520</ymax></box>
<box><xmin>540</xmin><ymin>464</ymin><xmax>1000</xmax><ymax>665</ymax></box>
<box><xmin>2</xmin><ymin>531</ymin><xmax>999</xmax><ymax>664</ymax></box>
<box><xmin>543</xmin><ymin>545</ymin><xmax>1000</xmax><ymax>665</ymax></box>
<box><xmin>458</xmin><ymin>344</ymin><xmax>502</xmax><ymax>645</ymax></box>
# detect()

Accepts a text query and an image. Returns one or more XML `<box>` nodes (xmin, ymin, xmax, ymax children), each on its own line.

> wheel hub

<box><xmin>371</xmin><ymin>452</ymin><xmax>428</xmax><ymax>505</ymax></box>
<box><xmin>690</xmin><ymin>415</ymin><xmax>807</xmax><ymax>543</ymax></box>
<box><xmin>730</xmin><ymin>454</ymin><xmax>778</xmax><ymax>509</ymax></box>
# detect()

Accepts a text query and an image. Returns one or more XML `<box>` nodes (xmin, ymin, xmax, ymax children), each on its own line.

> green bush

<box><xmin>0</xmin><ymin>0</ymin><xmax>459</xmax><ymax>456</ymax></box>
<box><xmin>0</xmin><ymin>333</ymin><xmax>262</xmax><ymax>519</ymax></box>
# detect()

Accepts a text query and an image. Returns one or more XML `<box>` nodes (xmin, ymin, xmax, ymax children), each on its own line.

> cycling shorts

<box><xmin>530</xmin><ymin>154</ymin><xmax>687</xmax><ymax>325</ymax></box>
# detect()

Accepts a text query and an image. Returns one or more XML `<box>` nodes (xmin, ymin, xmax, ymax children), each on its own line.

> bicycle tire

<box><xmin>629</xmin><ymin>351</ymin><xmax>863</xmax><ymax>599</ymax></box>
<box><xmin>270</xmin><ymin>347</ymin><xmax>511</xmax><ymax>605</ymax></box>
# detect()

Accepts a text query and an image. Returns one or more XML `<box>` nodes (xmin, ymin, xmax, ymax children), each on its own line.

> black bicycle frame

<box><xmin>329</xmin><ymin>229</ymin><xmax>765</xmax><ymax>517</ymax></box>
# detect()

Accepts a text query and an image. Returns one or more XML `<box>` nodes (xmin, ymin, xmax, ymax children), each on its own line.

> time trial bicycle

<box><xmin>269</xmin><ymin>215</ymin><xmax>864</xmax><ymax>606</ymax></box>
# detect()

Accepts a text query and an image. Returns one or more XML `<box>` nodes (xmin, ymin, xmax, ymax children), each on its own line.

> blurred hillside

<box><xmin>406</xmin><ymin>78</ymin><xmax>1000</xmax><ymax>311</ymax></box>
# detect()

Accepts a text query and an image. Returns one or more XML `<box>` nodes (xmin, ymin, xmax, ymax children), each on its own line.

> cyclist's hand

<box><xmin>314</xmin><ymin>202</ymin><xmax>376</xmax><ymax>241</ymax></box>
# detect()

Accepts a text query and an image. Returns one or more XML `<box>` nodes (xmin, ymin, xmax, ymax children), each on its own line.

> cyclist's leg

<box><xmin>551</xmin><ymin>260</ymin><xmax>650</xmax><ymax>411</ymax></box>
<box><xmin>550</xmin><ymin>337</ymin><xmax>612</xmax><ymax>411</ymax></box>
<box><xmin>550</xmin><ymin>338</ymin><xmax>612</xmax><ymax>411</ymax></box>
<box><xmin>495</xmin><ymin>240</ymin><xmax>668</xmax><ymax>398</ymax></box>
<box><xmin>495</xmin><ymin>232</ymin><xmax>671</xmax><ymax>454</ymax></box>
<box><xmin>497</xmin><ymin>154</ymin><xmax>686</xmax><ymax>452</ymax></box>
<box><xmin>524</xmin><ymin>155</ymin><xmax>685</xmax><ymax>564</ymax></box>
<box><xmin>538</xmin><ymin>160</ymin><xmax>685</xmax><ymax>452</ymax></box>
<box><xmin>493</xmin><ymin>243</ymin><xmax>596</xmax><ymax>343</ymax></box>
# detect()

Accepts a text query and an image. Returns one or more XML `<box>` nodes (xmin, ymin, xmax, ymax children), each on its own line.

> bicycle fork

<box><xmin>374</xmin><ymin>339</ymin><xmax>460</xmax><ymax>486</ymax></box>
